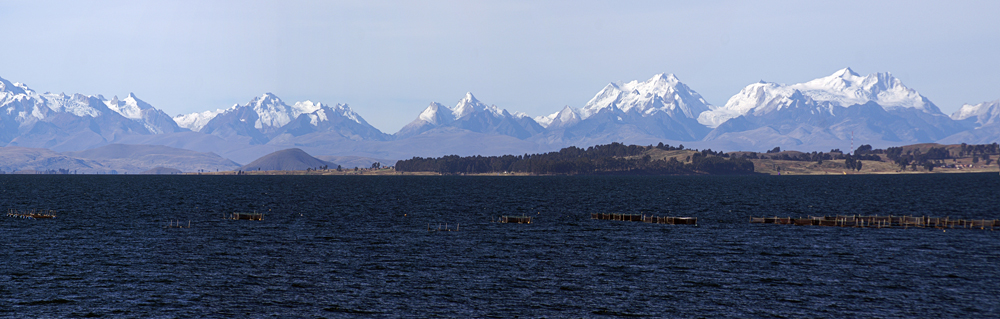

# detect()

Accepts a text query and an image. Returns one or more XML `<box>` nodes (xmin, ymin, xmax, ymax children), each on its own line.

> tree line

<box><xmin>743</xmin><ymin>146</ymin><xmax>882</xmax><ymax>163</ymax></box>
<box><xmin>395</xmin><ymin>142</ymin><xmax>754</xmax><ymax>175</ymax></box>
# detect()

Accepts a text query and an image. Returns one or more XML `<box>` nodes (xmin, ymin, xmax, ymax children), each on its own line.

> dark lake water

<box><xmin>2</xmin><ymin>173</ymin><xmax>999</xmax><ymax>318</ymax></box>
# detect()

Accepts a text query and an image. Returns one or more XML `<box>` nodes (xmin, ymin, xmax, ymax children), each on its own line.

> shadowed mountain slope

<box><xmin>238</xmin><ymin>148</ymin><xmax>335</xmax><ymax>171</ymax></box>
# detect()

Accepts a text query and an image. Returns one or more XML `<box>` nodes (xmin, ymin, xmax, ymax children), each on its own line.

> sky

<box><xmin>1</xmin><ymin>0</ymin><xmax>998</xmax><ymax>133</ymax></box>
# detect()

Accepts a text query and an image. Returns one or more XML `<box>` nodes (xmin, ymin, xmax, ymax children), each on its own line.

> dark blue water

<box><xmin>2</xmin><ymin>174</ymin><xmax>999</xmax><ymax>318</ymax></box>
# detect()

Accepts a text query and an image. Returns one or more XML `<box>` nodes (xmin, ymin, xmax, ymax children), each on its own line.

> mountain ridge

<box><xmin>2</xmin><ymin>69</ymin><xmax>999</xmax><ymax>165</ymax></box>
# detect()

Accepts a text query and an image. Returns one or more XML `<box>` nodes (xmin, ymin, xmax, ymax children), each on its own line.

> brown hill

<box><xmin>238</xmin><ymin>148</ymin><xmax>336</xmax><ymax>171</ymax></box>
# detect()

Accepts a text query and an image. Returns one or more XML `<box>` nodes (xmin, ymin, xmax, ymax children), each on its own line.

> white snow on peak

<box><xmin>952</xmin><ymin>99</ymin><xmax>1000</xmax><ymax>127</ymax></box>
<box><xmin>290</xmin><ymin>100</ymin><xmax>323</xmax><ymax>115</ymax></box>
<box><xmin>418</xmin><ymin>102</ymin><xmax>451</xmax><ymax>125</ymax></box>
<box><xmin>535</xmin><ymin>105</ymin><xmax>580</xmax><ymax>128</ymax></box>
<box><xmin>252</xmin><ymin>93</ymin><xmax>363</xmax><ymax>129</ymax></box>
<box><xmin>250</xmin><ymin>93</ymin><xmax>292</xmax><ymax>130</ymax></box>
<box><xmin>40</xmin><ymin>92</ymin><xmax>103</xmax><ymax>118</ymax></box>
<box><xmin>105</xmin><ymin>92</ymin><xmax>152</xmax><ymax>120</ymax></box>
<box><xmin>581</xmin><ymin>73</ymin><xmax>712</xmax><ymax>120</ymax></box>
<box><xmin>0</xmin><ymin>76</ymin><xmax>29</xmax><ymax>95</ymax></box>
<box><xmin>177</xmin><ymin>94</ymin><xmax>361</xmax><ymax>131</ymax></box>
<box><xmin>698</xmin><ymin>68</ymin><xmax>940</xmax><ymax>128</ymax></box>
<box><xmin>453</xmin><ymin>92</ymin><xmax>493</xmax><ymax>118</ymax></box>
<box><xmin>174</xmin><ymin>108</ymin><xmax>226</xmax><ymax>132</ymax></box>
<box><xmin>1</xmin><ymin>77</ymin><xmax>173</xmax><ymax>127</ymax></box>
<box><xmin>794</xmin><ymin>67</ymin><xmax>933</xmax><ymax>112</ymax></box>
<box><xmin>326</xmin><ymin>103</ymin><xmax>364</xmax><ymax>125</ymax></box>
<box><xmin>413</xmin><ymin>92</ymin><xmax>528</xmax><ymax>128</ymax></box>
<box><xmin>290</xmin><ymin>100</ymin><xmax>329</xmax><ymax>126</ymax></box>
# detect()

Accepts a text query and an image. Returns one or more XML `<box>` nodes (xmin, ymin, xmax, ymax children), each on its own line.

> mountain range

<box><xmin>0</xmin><ymin>144</ymin><xmax>239</xmax><ymax>174</ymax></box>
<box><xmin>1</xmin><ymin>68</ymin><xmax>998</xmax><ymax>172</ymax></box>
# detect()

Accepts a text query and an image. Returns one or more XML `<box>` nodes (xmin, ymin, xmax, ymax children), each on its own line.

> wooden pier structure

<box><xmin>229</xmin><ymin>212</ymin><xmax>264</xmax><ymax>221</ymax></box>
<box><xmin>165</xmin><ymin>220</ymin><xmax>191</xmax><ymax>228</ymax></box>
<box><xmin>591</xmin><ymin>213</ymin><xmax>697</xmax><ymax>225</ymax></box>
<box><xmin>750</xmin><ymin>215</ymin><xmax>1000</xmax><ymax>230</ymax></box>
<box><xmin>6</xmin><ymin>209</ymin><xmax>56</xmax><ymax>219</ymax></box>
<box><xmin>495</xmin><ymin>215</ymin><xmax>533</xmax><ymax>224</ymax></box>
<box><xmin>428</xmin><ymin>223</ymin><xmax>460</xmax><ymax>231</ymax></box>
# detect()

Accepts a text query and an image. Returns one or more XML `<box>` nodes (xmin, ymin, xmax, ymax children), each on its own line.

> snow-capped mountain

<box><xmin>701</xmin><ymin>68</ymin><xmax>965</xmax><ymax>150</ymax></box>
<box><xmin>6</xmin><ymin>70</ymin><xmax>1000</xmax><ymax>165</ymax></box>
<box><xmin>397</xmin><ymin>92</ymin><xmax>545</xmax><ymax>139</ymax></box>
<box><xmin>533</xmin><ymin>73</ymin><xmax>712</xmax><ymax>144</ymax></box>
<box><xmin>0</xmin><ymin>76</ymin><xmax>180</xmax><ymax>151</ymax></box>
<box><xmin>582</xmin><ymin>73</ymin><xmax>712</xmax><ymax>120</ymax></box>
<box><xmin>105</xmin><ymin>93</ymin><xmax>185</xmax><ymax>134</ymax></box>
<box><xmin>174</xmin><ymin>108</ymin><xmax>226</xmax><ymax>132</ymax></box>
<box><xmin>193</xmin><ymin>93</ymin><xmax>387</xmax><ymax>144</ymax></box>
<box><xmin>535</xmin><ymin>106</ymin><xmax>580</xmax><ymax>129</ymax></box>
<box><xmin>938</xmin><ymin>99</ymin><xmax>1000</xmax><ymax>145</ymax></box>
<box><xmin>699</xmin><ymin>68</ymin><xmax>940</xmax><ymax>128</ymax></box>
<box><xmin>951</xmin><ymin>100</ymin><xmax>1000</xmax><ymax>128</ymax></box>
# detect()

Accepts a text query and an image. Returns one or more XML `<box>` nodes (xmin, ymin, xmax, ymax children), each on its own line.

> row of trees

<box><xmin>395</xmin><ymin>142</ymin><xmax>754</xmax><ymax>175</ymax></box>
<box><xmin>959</xmin><ymin>143</ymin><xmax>1000</xmax><ymax>157</ymax></box>
<box><xmin>745</xmin><ymin>146</ymin><xmax>881</xmax><ymax>163</ymax></box>
<box><xmin>844</xmin><ymin>155</ymin><xmax>864</xmax><ymax>171</ymax></box>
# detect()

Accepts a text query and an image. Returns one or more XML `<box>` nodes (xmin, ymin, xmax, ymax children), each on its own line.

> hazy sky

<box><xmin>2</xmin><ymin>1</ymin><xmax>998</xmax><ymax>132</ymax></box>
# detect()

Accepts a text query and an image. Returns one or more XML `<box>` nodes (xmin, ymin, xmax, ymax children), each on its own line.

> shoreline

<box><xmin>183</xmin><ymin>167</ymin><xmax>1000</xmax><ymax>176</ymax></box>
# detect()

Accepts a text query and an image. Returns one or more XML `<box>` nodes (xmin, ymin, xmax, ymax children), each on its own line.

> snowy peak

<box><xmin>417</xmin><ymin>102</ymin><xmax>453</xmax><ymax>125</ymax></box>
<box><xmin>0</xmin><ymin>76</ymin><xmax>29</xmax><ymax>95</ymax></box>
<box><xmin>459</xmin><ymin>92</ymin><xmax>479</xmax><ymax>104</ymax></box>
<box><xmin>396</xmin><ymin>92</ymin><xmax>543</xmax><ymax>139</ymax></box>
<box><xmin>699</xmin><ymin>68</ymin><xmax>942</xmax><ymax>128</ymax></box>
<box><xmin>952</xmin><ymin>99</ymin><xmax>1000</xmax><ymax>127</ymax></box>
<box><xmin>453</xmin><ymin>92</ymin><xmax>522</xmax><ymax>119</ymax></box>
<box><xmin>38</xmin><ymin>92</ymin><xmax>104</xmax><ymax>118</ymax></box>
<box><xmin>581</xmin><ymin>73</ymin><xmax>711</xmax><ymax>120</ymax></box>
<box><xmin>106</xmin><ymin>92</ymin><xmax>153</xmax><ymax>120</ymax></box>
<box><xmin>453</xmin><ymin>92</ymin><xmax>501</xmax><ymax>119</ymax></box>
<box><xmin>249</xmin><ymin>93</ymin><xmax>292</xmax><ymax>130</ymax></box>
<box><xmin>832</xmin><ymin>67</ymin><xmax>861</xmax><ymax>78</ymax></box>
<box><xmin>315</xmin><ymin>102</ymin><xmax>366</xmax><ymax>126</ymax></box>
<box><xmin>179</xmin><ymin>93</ymin><xmax>367</xmax><ymax>135</ymax></box>
<box><xmin>0</xmin><ymin>76</ymin><xmax>178</xmax><ymax>132</ymax></box>
<box><xmin>100</xmin><ymin>93</ymin><xmax>183</xmax><ymax>134</ymax></box>
<box><xmin>535</xmin><ymin>105</ymin><xmax>580</xmax><ymax>129</ymax></box>
<box><xmin>174</xmin><ymin>108</ymin><xmax>226</xmax><ymax>132</ymax></box>
<box><xmin>194</xmin><ymin>92</ymin><xmax>387</xmax><ymax>144</ymax></box>
<box><xmin>245</xmin><ymin>93</ymin><xmax>344</xmax><ymax>130</ymax></box>
<box><xmin>796</xmin><ymin>68</ymin><xmax>936</xmax><ymax>112</ymax></box>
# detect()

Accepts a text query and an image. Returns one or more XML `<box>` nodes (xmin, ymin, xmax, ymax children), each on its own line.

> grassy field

<box><xmin>750</xmin><ymin>157</ymin><xmax>998</xmax><ymax>175</ymax></box>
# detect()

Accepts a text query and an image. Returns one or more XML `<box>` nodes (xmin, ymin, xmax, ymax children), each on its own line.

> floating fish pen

<box><xmin>428</xmin><ymin>223</ymin><xmax>459</xmax><ymax>231</ymax></box>
<box><xmin>591</xmin><ymin>213</ymin><xmax>697</xmax><ymax>225</ymax></box>
<box><xmin>6</xmin><ymin>209</ymin><xmax>56</xmax><ymax>219</ymax></box>
<box><xmin>164</xmin><ymin>220</ymin><xmax>191</xmax><ymax>228</ymax></box>
<box><xmin>750</xmin><ymin>215</ymin><xmax>1000</xmax><ymax>230</ymax></box>
<box><xmin>229</xmin><ymin>212</ymin><xmax>264</xmax><ymax>221</ymax></box>
<box><xmin>495</xmin><ymin>215</ymin><xmax>533</xmax><ymax>224</ymax></box>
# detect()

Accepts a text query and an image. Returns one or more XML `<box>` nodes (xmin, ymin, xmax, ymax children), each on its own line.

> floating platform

<box><xmin>164</xmin><ymin>220</ymin><xmax>191</xmax><ymax>228</ymax></box>
<box><xmin>428</xmin><ymin>223</ymin><xmax>459</xmax><ymax>231</ymax></box>
<box><xmin>229</xmin><ymin>212</ymin><xmax>263</xmax><ymax>221</ymax></box>
<box><xmin>591</xmin><ymin>213</ymin><xmax>697</xmax><ymax>225</ymax></box>
<box><xmin>495</xmin><ymin>216</ymin><xmax>532</xmax><ymax>224</ymax></box>
<box><xmin>750</xmin><ymin>215</ymin><xmax>1000</xmax><ymax>230</ymax></box>
<box><xmin>6</xmin><ymin>209</ymin><xmax>56</xmax><ymax>219</ymax></box>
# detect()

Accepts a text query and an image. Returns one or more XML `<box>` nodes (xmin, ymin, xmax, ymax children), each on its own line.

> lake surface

<box><xmin>2</xmin><ymin>174</ymin><xmax>999</xmax><ymax>318</ymax></box>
